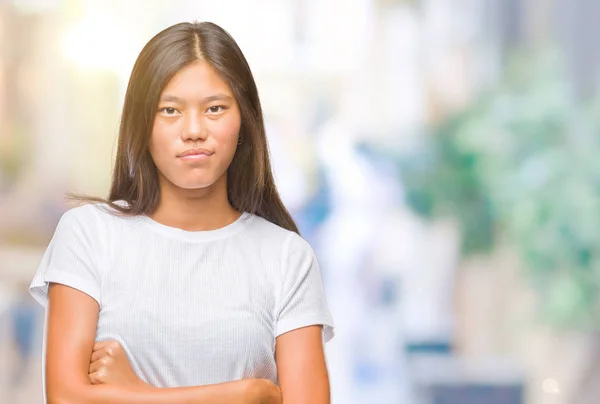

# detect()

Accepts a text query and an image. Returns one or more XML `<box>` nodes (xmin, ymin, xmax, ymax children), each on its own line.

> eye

<box><xmin>159</xmin><ymin>107</ymin><xmax>179</xmax><ymax>115</ymax></box>
<box><xmin>206</xmin><ymin>105</ymin><xmax>227</xmax><ymax>114</ymax></box>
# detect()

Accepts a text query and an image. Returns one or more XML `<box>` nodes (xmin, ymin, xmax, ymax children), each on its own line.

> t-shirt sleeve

<box><xmin>275</xmin><ymin>232</ymin><xmax>335</xmax><ymax>343</ymax></box>
<box><xmin>29</xmin><ymin>208</ymin><xmax>102</xmax><ymax>308</ymax></box>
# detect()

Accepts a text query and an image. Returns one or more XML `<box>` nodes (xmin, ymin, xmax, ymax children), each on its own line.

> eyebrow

<box><xmin>159</xmin><ymin>93</ymin><xmax>233</xmax><ymax>104</ymax></box>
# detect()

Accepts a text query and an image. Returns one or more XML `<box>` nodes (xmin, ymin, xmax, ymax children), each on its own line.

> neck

<box><xmin>150</xmin><ymin>174</ymin><xmax>240</xmax><ymax>231</ymax></box>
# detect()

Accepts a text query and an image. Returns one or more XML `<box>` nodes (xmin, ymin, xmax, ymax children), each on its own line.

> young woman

<box><xmin>29</xmin><ymin>21</ymin><xmax>334</xmax><ymax>404</ymax></box>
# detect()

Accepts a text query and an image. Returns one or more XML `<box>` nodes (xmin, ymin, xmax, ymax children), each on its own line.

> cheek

<box><xmin>212</xmin><ymin>116</ymin><xmax>241</xmax><ymax>153</ymax></box>
<box><xmin>149</xmin><ymin>123</ymin><xmax>176</xmax><ymax>167</ymax></box>
<box><xmin>152</xmin><ymin>120</ymin><xmax>177</xmax><ymax>144</ymax></box>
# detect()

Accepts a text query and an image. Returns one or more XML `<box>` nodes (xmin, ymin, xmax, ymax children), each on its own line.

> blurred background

<box><xmin>1</xmin><ymin>0</ymin><xmax>599</xmax><ymax>403</ymax></box>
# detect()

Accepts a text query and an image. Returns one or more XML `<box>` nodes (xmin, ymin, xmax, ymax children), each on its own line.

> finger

<box><xmin>91</xmin><ymin>346</ymin><xmax>119</xmax><ymax>363</ymax></box>
<box><xmin>91</xmin><ymin>341</ymin><xmax>122</xmax><ymax>362</ymax></box>
<box><xmin>88</xmin><ymin>357</ymin><xmax>111</xmax><ymax>374</ymax></box>
<box><xmin>93</xmin><ymin>339</ymin><xmax>118</xmax><ymax>352</ymax></box>
<box><xmin>88</xmin><ymin>369</ymin><xmax>106</xmax><ymax>385</ymax></box>
<box><xmin>93</xmin><ymin>340</ymin><xmax>111</xmax><ymax>350</ymax></box>
<box><xmin>91</xmin><ymin>347</ymin><xmax>109</xmax><ymax>363</ymax></box>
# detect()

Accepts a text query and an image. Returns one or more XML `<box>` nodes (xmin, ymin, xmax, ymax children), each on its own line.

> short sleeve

<box><xmin>275</xmin><ymin>232</ymin><xmax>335</xmax><ymax>343</ymax></box>
<box><xmin>29</xmin><ymin>208</ymin><xmax>102</xmax><ymax>308</ymax></box>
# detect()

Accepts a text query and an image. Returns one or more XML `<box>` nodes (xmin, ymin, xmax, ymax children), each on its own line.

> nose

<box><xmin>180</xmin><ymin>110</ymin><xmax>208</xmax><ymax>142</ymax></box>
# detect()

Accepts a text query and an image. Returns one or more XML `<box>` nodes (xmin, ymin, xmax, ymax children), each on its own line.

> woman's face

<box><xmin>149</xmin><ymin>59</ymin><xmax>241</xmax><ymax>192</ymax></box>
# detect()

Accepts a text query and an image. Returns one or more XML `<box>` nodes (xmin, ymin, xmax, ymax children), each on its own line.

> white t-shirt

<box><xmin>30</xmin><ymin>203</ymin><xmax>334</xmax><ymax>391</ymax></box>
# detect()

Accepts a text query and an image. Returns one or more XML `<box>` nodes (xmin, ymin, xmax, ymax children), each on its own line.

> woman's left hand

<box><xmin>89</xmin><ymin>340</ymin><xmax>147</xmax><ymax>388</ymax></box>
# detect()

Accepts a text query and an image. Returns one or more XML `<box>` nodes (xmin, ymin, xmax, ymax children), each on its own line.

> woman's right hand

<box><xmin>242</xmin><ymin>378</ymin><xmax>282</xmax><ymax>404</ymax></box>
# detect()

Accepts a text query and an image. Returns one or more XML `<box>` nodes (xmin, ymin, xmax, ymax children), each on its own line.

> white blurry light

<box><xmin>542</xmin><ymin>378</ymin><xmax>560</xmax><ymax>394</ymax></box>
<box><xmin>11</xmin><ymin>0</ymin><xmax>60</xmax><ymax>13</ymax></box>
<box><xmin>62</xmin><ymin>16</ymin><xmax>133</xmax><ymax>73</ymax></box>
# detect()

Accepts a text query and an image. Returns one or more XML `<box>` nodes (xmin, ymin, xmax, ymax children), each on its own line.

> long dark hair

<box><xmin>77</xmin><ymin>22</ymin><xmax>298</xmax><ymax>233</ymax></box>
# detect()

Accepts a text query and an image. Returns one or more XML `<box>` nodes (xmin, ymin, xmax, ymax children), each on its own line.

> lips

<box><xmin>178</xmin><ymin>148</ymin><xmax>214</xmax><ymax>158</ymax></box>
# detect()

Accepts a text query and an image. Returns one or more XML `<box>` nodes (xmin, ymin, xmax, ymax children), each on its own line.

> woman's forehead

<box><xmin>161</xmin><ymin>60</ymin><xmax>234</xmax><ymax>101</ymax></box>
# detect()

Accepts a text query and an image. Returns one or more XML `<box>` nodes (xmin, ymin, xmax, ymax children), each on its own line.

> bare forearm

<box><xmin>50</xmin><ymin>379</ymin><xmax>255</xmax><ymax>404</ymax></box>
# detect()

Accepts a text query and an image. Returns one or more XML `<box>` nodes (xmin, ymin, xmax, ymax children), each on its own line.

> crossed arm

<box><xmin>46</xmin><ymin>283</ymin><xmax>330</xmax><ymax>404</ymax></box>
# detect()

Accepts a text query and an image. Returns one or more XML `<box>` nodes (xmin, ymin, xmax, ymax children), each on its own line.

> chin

<box><xmin>161</xmin><ymin>171</ymin><xmax>224</xmax><ymax>191</ymax></box>
<box><xmin>177</xmin><ymin>180</ymin><xmax>217</xmax><ymax>190</ymax></box>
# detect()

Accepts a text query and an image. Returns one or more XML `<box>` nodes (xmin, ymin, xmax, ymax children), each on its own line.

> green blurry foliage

<box><xmin>0</xmin><ymin>122</ymin><xmax>28</xmax><ymax>191</ymax></box>
<box><xmin>400</xmin><ymin>51</ymin><xmax>600</xmax><ymax>329</ymax></box>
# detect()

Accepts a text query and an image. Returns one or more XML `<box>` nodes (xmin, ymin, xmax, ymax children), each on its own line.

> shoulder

<box><xmin>245</xmin><ymin>215</ymin><xmax>316</xmax><ymax>267</ymax></box>
<box><xmin>245</xmin><ymin>214</ymin><xmax>311</xmax><ymax>251</ymax></box>
<box><xmin>57</xmin><ymin>202</ymin><xmax>127</xmax><ymax>234</ymax></box>
<box><xmin>282</xmin><ymin>232</ymin><xmax>317</xmax><ymax>270</ymax></box>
